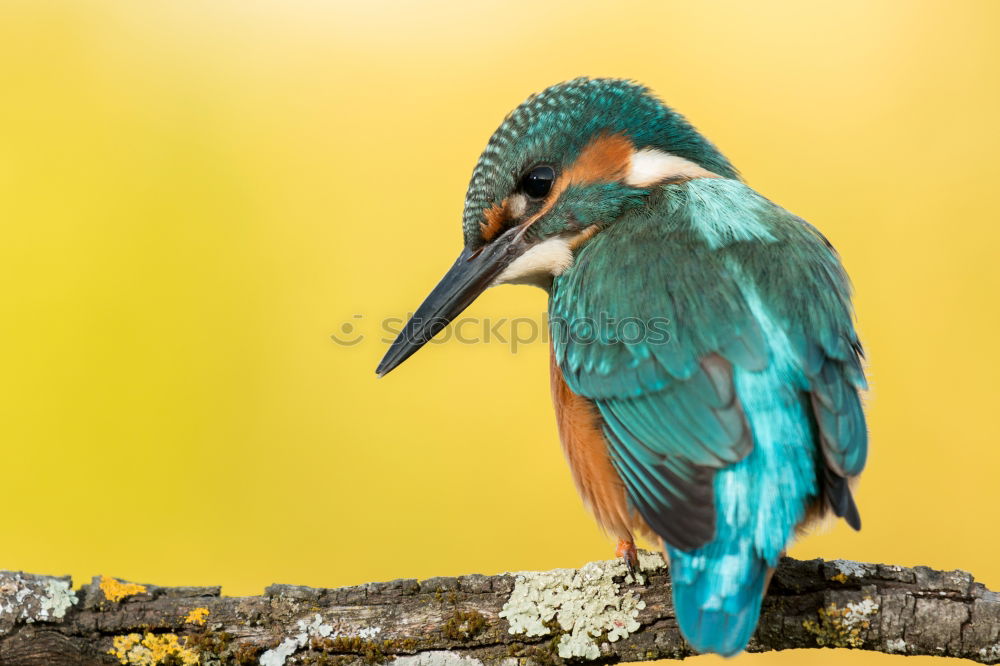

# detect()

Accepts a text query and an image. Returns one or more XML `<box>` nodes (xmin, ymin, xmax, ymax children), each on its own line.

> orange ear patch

<box><xmin>481</xmin><ymin>133</ymin><xmax>635</xmax><ymax>242</ymax></box>
<box><xmin>511</xmin><ymin>133</ymin><xmax>635</xmax><ymax>236</ymax></box>
<box><xmin>565</xmin><ymin>133</ymin><xmax>634</xmax><ymax>186</ymax></box>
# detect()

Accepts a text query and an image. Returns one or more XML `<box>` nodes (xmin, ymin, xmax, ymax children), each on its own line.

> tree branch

<box><xmin>1</xmin><ymin>555</ymin><xmax>998</xmax><ymax>665</ymax></box>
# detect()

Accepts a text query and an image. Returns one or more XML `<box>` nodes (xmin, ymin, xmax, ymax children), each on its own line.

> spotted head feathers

<box><xmin>461</xmin><ymin>77</ymin><xmax>738</xmax><ymax>248</ymax></box>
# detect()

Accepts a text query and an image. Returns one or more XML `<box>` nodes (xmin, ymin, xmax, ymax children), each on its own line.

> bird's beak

<box><xmin>376</xmin><ymin>226</ymin><xmax>528</xmax><ymax>377</ymax></box>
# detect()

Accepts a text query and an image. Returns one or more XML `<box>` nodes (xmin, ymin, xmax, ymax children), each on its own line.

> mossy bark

<box><xmin>0</xmin><ymin>556</ymin><xmax>998</xmax><ymax>665</ymax></box>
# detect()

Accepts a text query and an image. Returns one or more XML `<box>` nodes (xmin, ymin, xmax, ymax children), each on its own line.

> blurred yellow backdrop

<box><xmin>2</xmin><ymin>1</ymin><xmax>998</xmax><ymax>663</ymax></box>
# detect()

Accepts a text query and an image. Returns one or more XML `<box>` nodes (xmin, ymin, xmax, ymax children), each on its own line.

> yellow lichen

<box><xmin>100</xmin><ymin>576</ymin><xmax>147</xmax><ymax>603</ymax></box>
<box><xmin>184</xmin><ymin>607</ymin><xmax>210</xmax><ymax>626</ymax></box>
<box><xmin>803</xmin><ymin>598</ymin><xmax>879</xmax><ymax>648</ymax></box>
<box><xmin>108</xmin><ymin>632</ymin><xmax>199</xmax><ymax>665</ymax></box>
<box><xmin>831</xmin><ymin>573</ymin><xmax>848</xmax><ymax>583</ymax></box>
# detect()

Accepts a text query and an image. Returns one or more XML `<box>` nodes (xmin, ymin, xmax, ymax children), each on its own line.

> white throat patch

<box><xmin>490</xmin><ymin>149</ymin><xmax>716</xmax><ymax>289</ymax></box>
<box><xmin>492</xmin><ymin>234</ymin><xmax>576</xmax><ymax>289</ymax></box>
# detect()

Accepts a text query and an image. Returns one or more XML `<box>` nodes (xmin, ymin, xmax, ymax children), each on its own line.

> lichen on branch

<box><xmin>0</xmin><ymin>557</ymin><xmax>998</xmax><ymax>665</ymax></box>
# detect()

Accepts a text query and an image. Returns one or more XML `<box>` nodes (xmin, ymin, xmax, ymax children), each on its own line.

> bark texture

<box><xmin>1</xmin><ymin>555</ymin><xmax>998</xmax><ymax>665</ymax></box>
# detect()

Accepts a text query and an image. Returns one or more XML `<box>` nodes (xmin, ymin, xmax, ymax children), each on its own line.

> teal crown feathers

<box><xmin>461</xmin><ymin>78</ymin><xmax>738</xmax><ymax>246</ymax></box>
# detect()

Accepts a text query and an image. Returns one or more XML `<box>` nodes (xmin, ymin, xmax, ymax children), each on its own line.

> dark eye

<box><xmin>520</xmin><ymin>165</ymin><xmax>555</xmax><ymax>199</ymax></box>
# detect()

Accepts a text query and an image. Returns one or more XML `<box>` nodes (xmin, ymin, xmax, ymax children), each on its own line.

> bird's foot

<box><xmin>616</xmin><ymin>538</ymin><xmax>640</xmax><ymax>579</ymax></box>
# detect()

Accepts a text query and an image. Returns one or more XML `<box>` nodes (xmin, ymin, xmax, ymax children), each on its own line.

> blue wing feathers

<box><xmin>549</xmin><ymin>179</ymin><xmax>867</xmax><ymax>654</ymax></box>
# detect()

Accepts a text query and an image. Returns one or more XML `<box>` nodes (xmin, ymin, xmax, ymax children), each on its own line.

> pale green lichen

<box><xmin>637</xmin><ymin>550</ymin><xmax>667</xmax><ymax>576</ymax></box>
<box><xmin>803</xmin><ymin>598</ymin><xmax>879</xmax><ymax>648</ymax></box>
<box><xmin>37</xmin><ymin>578</ymin><xmax>77</xmax><ymax>621</ymax></box>
<box><xmin>499</xmin><ymin>559</ymin><xmax>647</xmax><ymax>660</ymax></box>
<box><xmin>0</xmin><ymin>573</ymin><xmax>78</xmax><ymax>625</ymax></box>
<box><xmin>390</xmin><ymin>651</ymin><xmax>484</xmax><ymax>666</ymax></box>
<box><xmin>259</xmin><ymin>614</ymin><xmax>333</xmax><ymax>666</ymax></box>
<box><xmin>357</xmin><ymin>625</ymin><xmax>382</xmax><ymax>639</ymax></box>
<box><xmin>831</xmin><ymin>560</ymin><xmax>867</xmax><ymax>578</ymax></box>
<box><xmin>259</xmin><ymin>637</ymin><xmax>298</xmax><ymax>666</ymax></box>
<box><xmin>887</xmin><ymin>638</ymin><xmax>908</xmax><ymax>654</ymax></box>
<box><xmin>258</xmin><ymin>613</ymin><xmax>386</xmax><ymax>666</ymax></box>
<box><xmin>979</xmin><ymin>644</ymin><xmax>1000</xmax><ymax>662</ymax></box>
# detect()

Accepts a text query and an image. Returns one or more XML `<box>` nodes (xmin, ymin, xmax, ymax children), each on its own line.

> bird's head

<box><xmin>377</xmin><ymin>77</ymin><xmax>735</xmax><ymax>376</ymax></box>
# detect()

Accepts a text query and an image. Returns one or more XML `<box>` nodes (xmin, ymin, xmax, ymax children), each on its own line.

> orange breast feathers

<box><xmin>549</xmin><ymin>348</ymin><xmax>652</xmax><ymax>542</ymax></box>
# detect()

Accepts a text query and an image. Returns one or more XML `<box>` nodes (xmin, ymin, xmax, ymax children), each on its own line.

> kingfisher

<box><xmin>376</xmin><ymin>78</ymin><xmax>867</xmax><ymax>656</ymax></box>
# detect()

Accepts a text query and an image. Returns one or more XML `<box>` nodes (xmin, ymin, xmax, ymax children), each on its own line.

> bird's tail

<box><xmin>666</xmin><ymin>545</ymin><xmax>771</xmax><ymax>657</ymax></box>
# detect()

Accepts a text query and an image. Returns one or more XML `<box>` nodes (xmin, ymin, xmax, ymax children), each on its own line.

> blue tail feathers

<box><xmin>660</xmin><ymin>296</ymin><xmax>823</xmax><ymax>656</ymax></box>
<box><xmin>667</xmin><ymin>545</ymin><xmax>771</xmax><ymax>657</ymax></box>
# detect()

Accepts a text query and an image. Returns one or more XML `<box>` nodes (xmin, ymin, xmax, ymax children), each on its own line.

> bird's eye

<box><xmin>520</xmin><ymin>165</ymin><xmax>555</xmax><ymax>199</ymax></box>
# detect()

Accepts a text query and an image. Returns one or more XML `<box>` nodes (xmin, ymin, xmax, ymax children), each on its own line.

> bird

<box><xmin>376</xmin><ymin>77</ymin><xmax>867</xmax><ymax>656</ymax></box>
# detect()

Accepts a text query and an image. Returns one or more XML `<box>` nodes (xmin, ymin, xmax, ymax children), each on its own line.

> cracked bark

<box><xmin>1</xmin><ymin>556</ymin><xmax>998</xmax><ymax>665</ymax></box>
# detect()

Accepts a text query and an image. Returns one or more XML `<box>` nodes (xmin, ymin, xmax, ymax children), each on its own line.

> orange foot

<box><xmin>616</xmin><ymin>538</ymin><xmax>639</xmax><ymax>578</ymax></box>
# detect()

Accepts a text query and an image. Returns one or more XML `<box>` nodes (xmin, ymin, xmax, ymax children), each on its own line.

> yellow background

<box><xmin>2</xmin><ymin>1</ymin><xmax>998</xmax><ymax>664</ymax></box>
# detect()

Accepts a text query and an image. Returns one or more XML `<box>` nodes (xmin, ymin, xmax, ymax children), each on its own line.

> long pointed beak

<box><xmin>376</xmin><ymin>227</ymin><xmax>527</xmax><ymax>377</ymax></box>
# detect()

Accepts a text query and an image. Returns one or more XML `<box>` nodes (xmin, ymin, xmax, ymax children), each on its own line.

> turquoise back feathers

<box><xmin>551</xmin><ymin>175</ymin><xmax>867</xmax><ymax>654</ymax></box>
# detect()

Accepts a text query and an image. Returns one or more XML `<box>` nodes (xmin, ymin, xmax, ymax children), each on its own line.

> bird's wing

<box><xmin>550</xmin><ymin>182</ymin><xmax>867</xmax><ymax>550</ymax></box>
